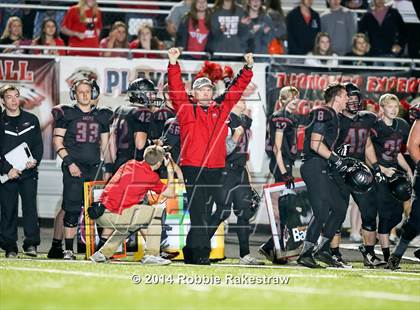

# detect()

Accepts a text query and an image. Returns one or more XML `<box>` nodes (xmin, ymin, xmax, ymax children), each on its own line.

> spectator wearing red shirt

<box><xmin>167</xmin><ymin>48</ymin><xmax>254</xmax><ymax>265</ymax></box>
<box><xmin>175</xmin><ymin>0</ymin><xmax>211</xmax><ymax>60</ymax></box>
<box><xmin>32</xmin><ymin>18</ymin><xmax>66</xmax><ymax>56</ymax></box>
<box><xmin>61</xmin><ymin>0</ymin><xmax>102</xmax><ymax>56</ymax></box>
<box><xmin>129</xmin><ymin>24</ymin><xmax>164</xmax><ymax>58</ymax></box>
<box><xmin>99</xmin><ymin>21</ymin><xmax>128</xmax><ymax>57</ymax></box>
<box><xmin>91</xmin><ymin>145</ymin><xmax>182</xmax><ymax>264</ymax></box>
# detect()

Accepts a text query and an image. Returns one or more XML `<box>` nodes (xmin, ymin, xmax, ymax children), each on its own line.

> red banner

<box><xmin>0</xmin><ymin>56</ymin><xmax>58</xmax><ymax>159</ymax></box>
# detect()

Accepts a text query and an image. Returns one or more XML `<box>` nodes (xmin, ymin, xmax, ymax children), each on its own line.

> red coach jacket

<box><xmin>168</xmin><ymin>62</ymin><xmax>253</xmax><ymax>168</ymax></box>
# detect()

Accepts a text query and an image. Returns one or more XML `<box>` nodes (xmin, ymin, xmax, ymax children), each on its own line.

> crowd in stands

<box><xmin>0</xmin><ymin>0</ymin><xmax>418</xmax><ymax>61</ymax></box>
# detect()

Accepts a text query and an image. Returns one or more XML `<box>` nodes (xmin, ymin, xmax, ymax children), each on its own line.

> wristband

<box><xmin>372</xmin><ymin>162</ymin><xmax>381</xmax><ymax>173</ymax></box>
<box><xmin>56</xmin><ymin>147</ymin><xmax>66</xmax><ymax>154</ymax></box>
<box><xmin>62</xmin><ymin>155</ymin><xmax>74</xmax><ymax>166</ymax></box>
<box><xmin>104</xmin><ymin>163</ymin><xmax>114</xmax><ymax>174</ymax></box>
<box><xmin>240</xmin><ymin>114</ymin><xmax>253</xmax><ymax>129</ymax></box>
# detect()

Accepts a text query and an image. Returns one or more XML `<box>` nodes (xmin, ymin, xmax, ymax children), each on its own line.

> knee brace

<box><xmin>361</xmin><ymin>221</ymin><xmax>377</xmax><ymax>232</ymax></box>
<box><xmin>64</xmin><ymin>211</ymin><xmax>80</xmax><ymax>228</ymax></box>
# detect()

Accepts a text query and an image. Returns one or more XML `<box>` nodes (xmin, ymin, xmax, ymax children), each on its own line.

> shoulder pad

<box><xmin>358</xmin><ymin>110</ymin><xmax>377</xmax><ymax>121</ymax></box>
<box><xmin>164</xmin><ymin>117</ymin><xmax>179</xmax><ymax>127</ymax></box>
<box><xmin>395</xmin><ymin>117</ymin><xmax>410</xmax><ymax>129</ymax></box>
<box><xmin>51</xmin><ymin>104</ymin><xmax>74</xmax><ymax>121</ymax></box>
<box><xmin>97</xmin><ymin>105</ymin><xmax>113</xmax><ymax>113</ymax></box>
<box><xmin>97</xmin><ymin>106</ymin><xmax>113</xmax><ymax>119</ymax></box>
<box><xmin>164</xmin><ymin>117</ymin><xmax>180</xmax><ymax>135</ymax></box>
<box><xmin>311</xmin><ymin>106</ymin><xmax>334</xmax><ymax>122</ymax></box>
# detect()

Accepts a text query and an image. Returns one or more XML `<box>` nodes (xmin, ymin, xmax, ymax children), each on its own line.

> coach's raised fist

<box><xmin>244</xmin><ymin>53</ymin><xmax>254</xmax><ymax>69</ymax></box>
<box><xmin>168</xmin><ymin>48</ymin><xmax>181</xmax><ymax>65</ymax></box>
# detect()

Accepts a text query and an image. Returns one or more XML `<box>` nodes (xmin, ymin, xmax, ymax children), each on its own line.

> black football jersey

<box><xmin>269</xmin><ymin>109</ymin><xmax>300</xmax><ymax>162</ymax></box>
<box><xmin>162</xmin><ymin>117</ymin><xmax>181</xmax><ymax>163</ymax></box>
<box><xmin>52</xmin><ymin>104</ymin><xmax>112</xmax><ymax>165</ymax></box>
<box><xmin>371</xmin><ymin>117</ymin><xmax>410</xmax><ymax>168</ymax></box>
<box><xmin>226</xmin><ymin>113</ymin><xmax>251</xmax><ymax>167</ymax></box>
<box><xmin>335</xmin><ymin>111</ymin><xmax>377</xmax><ymax>161</ymax></box>
<box><xmin>111</xmin><ymin>104</ymin><xmax>153</xmax><ymax>161</ymax></box>
<box><xmin>151</xmin><ymin>106</ymin><xmax>176</xmax><ymax>139</ymax></box>
<box><xmin>303</xmin><ymin>106</ymin><xmax>340</xmax><ymax>161</ymax></box>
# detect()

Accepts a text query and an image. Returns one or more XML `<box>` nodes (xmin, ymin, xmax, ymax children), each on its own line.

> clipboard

<box><xmin>0</xmin><ymin>142</ymin><xmax>34</xmax><ymax>183</ymax></box>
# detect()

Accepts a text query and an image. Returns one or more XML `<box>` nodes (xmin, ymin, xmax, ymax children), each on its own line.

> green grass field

<box><xmin>0</xmin><ymin>256</ymin><xmax>419</xmax><ymax>310</ymax></box>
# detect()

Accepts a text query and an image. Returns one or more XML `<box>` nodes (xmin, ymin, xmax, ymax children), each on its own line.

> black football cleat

<box><xmin>386</xmin><ymin>254</ymin><xmax>402</xmax><ymax>270</ymax></box>
<box><xmin>195</xmin><ymin>258</ymin><xmax>211</xmax><ymax>265</ymax></box>
<box><xmin>332</xmin><ymin>254</ymin><xmax>353</xmax><ymax>269</ymax></box>
<box><xmin>47</xmin><ymin>246</ymin><xmax>64</xmax><ymax>259</ymax></box>
<box><xmin>314</xmin><ymin>249</ymin><xmax>343</xmax><ymax>268</ymax></box>
<box><xmin>414</xmin><ymin>248</ymin><xmax>420</xmax><ymax>260</ymax></box>
<box><xmin>359</xmin><ymin>245</ymin><xmax>386</xmax><ymax>267</ymax></box>
<box><xmin>297</xmin><ymin>253</ymin><xmax>322</xmax><ymax>268</ymax></box>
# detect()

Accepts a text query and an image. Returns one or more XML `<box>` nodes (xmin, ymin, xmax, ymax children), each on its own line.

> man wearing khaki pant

<box><xmin>90</xmin><ymin>145</ymin><xmax>181</xmax><ymax>265</ymax></box>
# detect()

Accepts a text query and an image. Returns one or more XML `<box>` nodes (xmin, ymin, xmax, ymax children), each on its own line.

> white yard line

<box><xmin>363</xmin><ymin>274</ymin><xmax>420</xmax><ymax>281</ymax></box>
<box><xmin>0</xmin><ymin>266</ymin><xmax>127</xmax><ymax>280</ymax></box>
<box><xmin>1</xmin><ymin>264</ymin><xmax>419</xmax><ymax>282</ymax></box>
<box><xmin>2</xmin><ymin>257</ymin><xmax>420</xmax><ymax>275</ymax></box>
<box><xmin>1</xmin><ymin>266</ymin><xmax>418</xmax><ymax>303</ymax></box>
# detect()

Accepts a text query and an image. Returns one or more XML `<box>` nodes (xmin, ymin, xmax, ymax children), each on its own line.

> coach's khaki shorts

<box><xmin>96</xmin><ymin>204</ymin><xmax>164</xmax><ymax>258</ymax></box>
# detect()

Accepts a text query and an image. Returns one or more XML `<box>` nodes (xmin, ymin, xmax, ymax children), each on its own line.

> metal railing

<box><xmin>0</xmin><ymin>1</ymin><xmax>367</xmax><ymax>15</ymax></box>
<box><xmin>1</xmin><ymin>44</ymin><xmax>419</xmax><ymax>68</ymax></box>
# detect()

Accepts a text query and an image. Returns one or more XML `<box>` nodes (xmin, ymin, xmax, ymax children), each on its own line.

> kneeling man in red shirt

<box><xmin>90</xmin><ymin>145</ymin><xmax>181</xmax><ymax>265</ymax></box>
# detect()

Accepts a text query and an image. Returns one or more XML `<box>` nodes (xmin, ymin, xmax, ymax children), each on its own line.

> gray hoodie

<box><xmin>209</xmin><ymin>5</ymin><xmax>250</xmax><ymax>54</ymax></box>
<box><xmin>320</xmin><ymin>7</ymin><xmax>357</xmax><ymax>55</ymax></box>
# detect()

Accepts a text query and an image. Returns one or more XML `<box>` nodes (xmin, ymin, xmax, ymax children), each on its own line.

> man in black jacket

<box><xmin>359</xmin><ymin>0</ymin><xmax>407</xmax><ymax>57</ymax></box>
<box><xmin>286</xmin><ymin>0</ymin><xmax>320</xmax><ymax>56</ymax></box>
<box><xmin>0</xmin><ymin>84</ymin><xmax>43</xmax><ymax>258</ymax></box>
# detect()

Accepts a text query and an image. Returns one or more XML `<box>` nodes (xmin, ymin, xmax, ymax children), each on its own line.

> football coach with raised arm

<box><xmin>167</xmin><ymin>47</ymin><xmax>254</xmax><ymax>265</ymax></box>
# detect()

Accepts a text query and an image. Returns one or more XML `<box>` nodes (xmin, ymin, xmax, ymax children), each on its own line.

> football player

<box><xmin>208</xmin><ymin>100</ymin><xmax>264</xmax><ymax>265</ymax></box>
<box><xmin>367</xmin><ymin>94</ymin><xmax>413</xmax><ymax>263</ymax></box>
<box><xmin>151</xmin><ymin>83</ymin><xmax>176</xmax><ymax>143</ymax></box>
<box><xmin>259</xmin><ymin>86</ymin><xmax>303</xmax><ymax>264</ymax></box>
<box><xmin>109</xmin><ymin>78</ymin><xmax>156</xmax><ymax>171</ymax></box>
<box><xmin>49</xmin><ymin>79</ymin><xmax>113</xmax><ymax>260</ymax></box>
<box><xmin>161</xmin><ymin>117</ymin><xmax>181</xmax><ymax>164</ymax></box>
<box><xmin>329</xmin><ymin>83</ymin><xmax>384</xmax><ymax>268</ymax></box>
<box><xmin>297</xmin><ymin>83</ymin><xmax>350</xmax><ymax>268</ymax></box>
<box><xmin>388</xmin><ymin>102</ymin><xmax>420</xmax><ymax>269</ymax></box>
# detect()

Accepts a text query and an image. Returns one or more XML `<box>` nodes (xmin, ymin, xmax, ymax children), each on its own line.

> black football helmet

<box><xmin>342</xmin><ymin>157</ymin><xmax>375</xmax><ymax>194</ymax></box>
<box><xmin>127</xmin><ymin>78</ymin><xmax>157</xmax><ymax>106</ymax></box>
<box><xmin>345</xmin><ymin>83</ymin><xmax>362</xmax><ymax>114</ymax></box>
<box><xmin>388</xmin><ymin>171</ymin><xmax>412</xmax><ymax>201</ymax></box>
